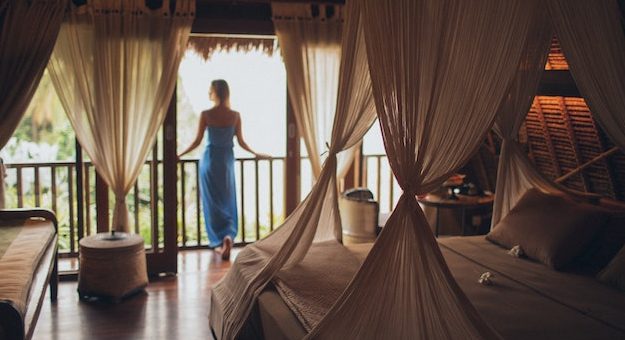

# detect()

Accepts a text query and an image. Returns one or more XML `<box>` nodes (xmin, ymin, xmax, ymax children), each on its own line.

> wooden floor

<box><xmin>34</xmin><ymin>249</ymin><xmax>239</xmax><ymax>340</ymax></box>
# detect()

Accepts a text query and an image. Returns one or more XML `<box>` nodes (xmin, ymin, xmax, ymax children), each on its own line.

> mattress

<box><xmin>257</xmin><ymin>236</ymin><xmax>625</xmax><ymax>340</ymax></box>
<box><xmin>0</xmin><ymin>219</ymin><xmax>56</xmax><ymax>318</ymax></box>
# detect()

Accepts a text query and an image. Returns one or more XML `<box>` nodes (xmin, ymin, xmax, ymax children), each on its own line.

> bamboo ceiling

<box><xmin>471</xmin><ymin>37</ymin><xmax>625</xmax><ymax>201</ymax></box>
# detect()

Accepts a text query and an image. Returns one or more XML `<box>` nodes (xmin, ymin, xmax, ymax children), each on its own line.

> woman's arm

<box><xmin>235</xmin><ymin>113</ymin><xmax>270</xmax><ymax>159</ymax></box>
<box><xmin>178</xmin><ymin>112</ymin><xmax>207</xmax><ymax>158</ymax></box>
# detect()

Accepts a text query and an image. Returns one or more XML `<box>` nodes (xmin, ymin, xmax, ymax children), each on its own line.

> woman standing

<box><xmin>178</xmin><ymin>79</ymin><xmax>268</xmax><ymax>260</ymax></box>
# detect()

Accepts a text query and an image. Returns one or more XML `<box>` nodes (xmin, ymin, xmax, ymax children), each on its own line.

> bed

<box><xmin>0</xmin><ymin>209</ymin><xmax>58</xmax><ymax>340</ymax></box>
<box><xmin>255</xmin><ymin>237</ymin><xmax>625</xmax><ymax>340</ymax></box>
<box><xmin>211</xmin><ymin>190</ymin><xmax>625</xmax><ymax>339</ymax></box>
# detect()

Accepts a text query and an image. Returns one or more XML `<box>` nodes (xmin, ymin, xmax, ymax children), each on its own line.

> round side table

<box><xmin>78</xmin><ymin>232</ymin><xmax>148</xmax><ymax>301</ymax></box>
<box><xmin>417</xmin><ymin>193</ymin><xmax>494</xmax><ymax>237</ymax></box>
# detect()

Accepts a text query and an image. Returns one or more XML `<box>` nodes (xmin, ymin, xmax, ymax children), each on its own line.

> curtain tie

<box><xmin>401</xmin><ymin>186</ymin><xmax>420</xmax><ymax>198</ymax></box>
<box><xmin>320</xmin><ymin>142</ymin><xmax>332</xmax><ymax>157</ymax></box>
<box><xmin>112</xmin><ymin>193</ymin><xmax>130</xmax><ymax>233</ymax></box>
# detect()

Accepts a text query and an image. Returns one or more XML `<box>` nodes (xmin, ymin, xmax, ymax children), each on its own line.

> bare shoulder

<box><xmin>202</xmin><ymin>108</ymin><xmax>217</xmax><ymax>117</ymax></box>
<box><xmin>202</xmin><ymin>108</ymin><xmax>222</xmax><ymax>123</ymax></box>
<box><xmin>223</xmin><ymin>109</ymin><xmax>240</xmax><ymax>123</ymax></box>
<box><xmin>203</xmin><ymin>107</ymin><xmax>240</xmax><ymax>126</ymax></box>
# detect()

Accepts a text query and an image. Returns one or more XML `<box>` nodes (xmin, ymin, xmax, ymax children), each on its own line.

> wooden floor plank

<box><xmin>34</xmin><ymin>249</ymin><xmax>238</xmax><ymax>340</ymax></box>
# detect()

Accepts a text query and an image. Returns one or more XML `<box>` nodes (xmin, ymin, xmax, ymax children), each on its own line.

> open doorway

<box><xmin>176</xmin><ymin>37</ymin><xmax>287</xmax><ymax>247</ymax></box>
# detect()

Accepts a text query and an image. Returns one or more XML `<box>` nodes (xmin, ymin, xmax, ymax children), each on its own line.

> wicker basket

<box><xmin>78</xmin><ymin>232</ymin><xmax>148</xmax><ymax>301</ymax></box>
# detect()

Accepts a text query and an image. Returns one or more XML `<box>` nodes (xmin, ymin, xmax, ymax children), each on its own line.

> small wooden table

<box><xmin>417</xmin><ymin>193</ymin><xmax>494</xmax><ymax>237</ymax></box>
<box><xmin>78</xmin><ymin>232</ymin><xmax>148</xmax><ymax>301</ymax></box>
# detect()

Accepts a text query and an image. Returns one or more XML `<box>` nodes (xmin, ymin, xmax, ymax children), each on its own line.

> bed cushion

<box><xmin>598</xmin><ymin>245</ymin><xmax>625</xmax><ymax>291</ymax></box>
<box><xmin>486</xmin><ymin>189</ymin><xmax>609</xmax><ymax>269</ymax></box>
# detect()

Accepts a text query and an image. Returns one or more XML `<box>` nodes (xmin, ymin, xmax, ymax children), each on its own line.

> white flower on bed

<box><xmin>479</xmin><ymin>272</ymin><xmax>494</xmax><ymax>286</ymax></box>
<box><xmin>508</xmin><ymin>245</ymin><xmax>524</xmax><ymax>258</ymax></box>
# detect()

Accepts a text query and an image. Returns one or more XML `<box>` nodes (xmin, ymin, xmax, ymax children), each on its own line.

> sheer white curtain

<box><xmin>308</xmin><ymin>0</ymin><xmax>542</xmax><ymax>338</ymax></box>
<box><xmin>48</xmin><ymin>0</ymin><xmax>193</xmax><ymax>232</ymax></box>
<box><xmin>490</xmin><ymin>11</ymin><xmax>559</xmax><ymax>228</ymax></box>
<box><xmin>272</xmin><ymin>3</ymin><xmax>356</xmax><ymax>179</ymax></box>
<box><xmin>549</xmin><ymin>0</ymin><xmax>625</xmax><ymax>152</ymax></box>
<box><xmin>0</xmin><ymin>0</ymin><xmax>66</xmax><ymax>208</ymax></box>
<box><xmin>211</xmin><ymin>2</ymin><xmax>376</xmax><ymax>337</ymax></box>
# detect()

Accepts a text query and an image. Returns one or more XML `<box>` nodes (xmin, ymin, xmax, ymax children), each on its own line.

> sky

<box><xmin>176</xmin><ymin>47</ymin><xmax>386</xmax><ymax>158</ymax></box>
<box><xmin>177</xmin><ymin>49</ymin><xmax>287</xmax><ymax>159</ymax></box>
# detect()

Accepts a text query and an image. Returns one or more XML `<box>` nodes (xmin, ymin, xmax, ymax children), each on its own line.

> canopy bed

<box><xmin>257</xmin><ymin>233</ymin><xmax>625</xmax><ymax>340</ymax></box>
<box><xmin>209</xmin><ymin>0</ymin><xmax>625</xmax><ymax>338</ymax></box>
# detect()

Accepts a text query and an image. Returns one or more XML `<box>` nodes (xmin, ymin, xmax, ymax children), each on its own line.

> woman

<box><xmin>178</xmin><ymin>79</ymin><xmax>268</xmax><ymax>260</ymax></box>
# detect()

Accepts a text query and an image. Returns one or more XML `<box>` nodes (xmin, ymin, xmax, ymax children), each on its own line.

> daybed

<box><xmin>213</xmin><ymin>190</ymin><xmax>625</xmax><ymax>339</ymax></box>
<box><xmin>0</xmin><ymin>209</ymin><xmax>58</xmax><ymax>340</ymax></box>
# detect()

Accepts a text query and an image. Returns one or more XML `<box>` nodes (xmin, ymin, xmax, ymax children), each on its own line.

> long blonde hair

<box><xmin>211</xmin><ymin>79</ymin><xmax>231</xmax><ymax>108</ymax></box>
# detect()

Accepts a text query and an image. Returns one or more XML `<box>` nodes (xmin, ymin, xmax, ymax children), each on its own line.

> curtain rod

<box><xmin>190</xmin><ymin>33</ymin><xmax>277</xmax><ymax>39</ymax></box>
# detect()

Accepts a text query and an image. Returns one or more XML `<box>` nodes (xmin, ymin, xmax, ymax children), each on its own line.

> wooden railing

<box><xmin>4</xmin><ymin>161</ymin><xmax>81</xmax><ymax>255</ymax></box>
<box><xmin>2</xmin><ymin>157</ymin><xmax>287</xmax><ymax>257</ymax></box>
<box><xmin>361</xmin><ymin>154</ymin><xmax>400</xmax><ymax>214</ymax></box>
<box><xmin>177</xmin><ymin>157</ymin><xmax>286</xmax><ymax>249</ymax></box>
<box><xmin>2</xmin><ymin>154</ymin><xmax>394</xmax><ymax>257</ymax></box>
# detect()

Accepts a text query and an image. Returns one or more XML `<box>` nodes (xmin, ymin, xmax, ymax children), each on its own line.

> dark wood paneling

<box><xmin>192</xmin><ymin>0</ymin><xmax>346</xmax><ymax>35</ymax></box>
<box><xmin>537</xmin><ymin>71</ymin><xmax>580</xmax><ymax>97</ymax></box>
<box><xmin>193</xmin><ymin>1</ymin><xmax>274</xmax><ymax>35</ymax></box>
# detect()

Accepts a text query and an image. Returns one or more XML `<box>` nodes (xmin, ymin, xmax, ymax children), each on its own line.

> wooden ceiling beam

<box><xmin>193</xmin><ymin>0</ymin><xmax>345</xmax><ymax>34</ymax></box>
<box><xmin>537</xmin><ymin>70</ymin><xmax>580</xmax><ymax>97</ymax></box>
<box><xmin>193</xmin><ymin>1</ymin><xmax>274</xmax><ymax>34</ymax></box>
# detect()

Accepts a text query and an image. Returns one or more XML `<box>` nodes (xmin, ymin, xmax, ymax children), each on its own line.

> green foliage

<box><xmin>3</xmin><ymin>70</ymin><xmax>75</xmax><ymax>163</ymax></box>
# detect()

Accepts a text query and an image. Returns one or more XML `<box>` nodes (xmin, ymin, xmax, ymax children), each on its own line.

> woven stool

<box><xmin>78</xmin><ymin>232</ymin><xmax>148</xmax><ymax>301</ymax></box>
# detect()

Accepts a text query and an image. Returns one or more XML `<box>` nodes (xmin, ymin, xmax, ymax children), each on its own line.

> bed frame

<box><xmin>0</xmin><ymin>209</ymin><xmax>58</xmax><ymax>340</ymax></box>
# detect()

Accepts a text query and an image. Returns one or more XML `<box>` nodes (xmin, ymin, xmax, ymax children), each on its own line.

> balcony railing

<box><xmin>361</xmin><ymin>154</ymin><xmax>399</xmax><ymax>213</ymax></box>
<box><xmin>2</xmin><ymin>154</ymin><xmax>394</xmax><ymax>258</ymax></box>
<box><xmin>2</xmin><ymin>157</ymin><xmax>287</xmax><ymax>257</ymax></box>
<box><xmin>177</xmin><ymin>157</ymin><xmax>286</xmax><ymax>249</ymax></box>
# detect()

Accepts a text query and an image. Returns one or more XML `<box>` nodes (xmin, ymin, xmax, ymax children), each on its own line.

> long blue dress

<box><xmin>199</xmin><ymin>126</ymin><xmax>238</xmax><ymax>247</ymax></box>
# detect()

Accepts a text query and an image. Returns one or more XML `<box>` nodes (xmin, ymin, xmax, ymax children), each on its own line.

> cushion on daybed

<box><xmin>0</xmin><ymin>219</ymin><xmax>55</xmax><ymax>316</ymax></box>
<box><xmin>487</xmin><ymin>189</ymin><xmax>610</xmax><ymax>269</ymax></box>
<box><xmin>598</xmin><ymin>245</ymin><xmax>625</xmax><ymax>292</ymax></box>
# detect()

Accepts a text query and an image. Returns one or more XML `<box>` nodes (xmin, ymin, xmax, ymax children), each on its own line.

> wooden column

<box><xmin>95</xmin><ymin>171</ymin><xmax>109</xmax><ymax>233</ymax></box>
<box><xmin>342</xmin><ymin>144</ymin><xmax>361</xmax><ymax>191</ymax></box>
<box><xmin>285</xmin><ymin>91</ymin><xmax>300</xmax><ymax>216</ymax></box>
<box><xmin>162</xmin><ymin>89</ymin><xmax>178</xmax><ymax>273</ymax></box>
<box><xmin>75</xmin><ymin>138</ymin><xmax>85</xmax><ymax>241</ymax></box>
